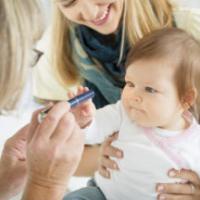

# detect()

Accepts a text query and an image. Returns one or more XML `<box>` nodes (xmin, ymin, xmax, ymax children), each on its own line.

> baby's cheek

<box><xmin>121</xmin><ymin>97</ymin><xmax>129</xmax><ymax>110</ymax></box>
<box><xmin>146</xmin><ymin>105</ymin><xmax>164</xmax><ymax>121</ymax></box>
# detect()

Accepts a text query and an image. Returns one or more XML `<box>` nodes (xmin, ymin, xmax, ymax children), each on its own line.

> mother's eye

<box><xmin>61</xmin><ymin>0</ymin><xmax>76</xmax><ymax>8</ymax></box>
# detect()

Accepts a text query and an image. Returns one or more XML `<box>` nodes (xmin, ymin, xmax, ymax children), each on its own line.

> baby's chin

<box><xmin>135</xmin><ymin>121</ymin><xmax>156</xmax><ymax>128</ymax></box>
<box><xmin>129</xmin><ymin>115</ymin><xmax>157</xmax><ymax>128</ymax></box>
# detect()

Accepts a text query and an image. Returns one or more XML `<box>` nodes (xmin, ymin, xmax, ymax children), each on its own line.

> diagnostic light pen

<box><xmin>38</xmin><ymin>90</ymin><xmax>95</xmax><ymax>123</ymax></box>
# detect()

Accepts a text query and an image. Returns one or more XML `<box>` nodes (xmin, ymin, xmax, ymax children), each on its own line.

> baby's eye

<box><xmin>126</xmin><ymin>81</ymin><xmax>135</xmax><ymax>88</ymax></box>
<box><xmin>145</xmin><ymin>87</ymin><xmax>157</xmax><ymax>94</ymax></box>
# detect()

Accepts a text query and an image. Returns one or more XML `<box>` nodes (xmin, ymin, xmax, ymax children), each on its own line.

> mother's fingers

<box><xmin>168</xmin><ymin>169</ymin><xmax>200</xmax><ymax>187</ymax></box>
<box><xmin>156</xmin><ymin>183</ymin><xmax>196</xmax><ymax>195</ymax></box>
<box><xmin>101</xmin><ymin>135</ymin><xmax>123</xmax><ymax>158</ymax></box>
<box><xmin>157</xmin><ymin>193</ymin><xmax>194</xmax><ymax>200</ymax></box>
<box><xmin>100</xmin><ymin>156</ymin><xmax>119</xmax><ymax>170</ymax></box>
<box><xmin>102</xmin><ymin>144</ymin><xmax>123</xmax><ymax>158</ymax></box>
<box><xmin>98</xmin><ymin>165</ymin><xmax>111</xmax><ymax>179</ymax></box>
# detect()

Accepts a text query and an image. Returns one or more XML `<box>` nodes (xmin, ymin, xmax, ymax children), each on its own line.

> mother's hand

<box><xmin>156</xmin><ymin>168</ymin><xmax>200</xmax><ymax>200</ymax></box>
<box><xmin>98</xmin><ymin>133</ymin><xmax>123</xmax><ymax>178</ymax></box>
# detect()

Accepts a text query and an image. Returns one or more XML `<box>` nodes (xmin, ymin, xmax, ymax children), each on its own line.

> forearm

<box><xmin>74</xmin><ymin>145</ymin><xmax>100</xmax><ymax>177</ymax></box>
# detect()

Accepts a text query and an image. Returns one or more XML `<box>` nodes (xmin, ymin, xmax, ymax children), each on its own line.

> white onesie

<box><xmin>85</xmin><ymin>101</ymin><xmax>200</xmax><ymax>200</ymax></box>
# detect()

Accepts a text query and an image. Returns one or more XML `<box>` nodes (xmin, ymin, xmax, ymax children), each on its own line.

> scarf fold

<box><xmin>76</xmin><ymin>25</ymin><xmax>129</xmax><ymax>88</ymax></box>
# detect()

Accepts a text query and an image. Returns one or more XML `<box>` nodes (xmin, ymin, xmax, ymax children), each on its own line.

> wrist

<box><xmin>0</xmin><ymin>183</ymin><xmax>14</xmax><ymax>200</ymax></box>
<box><xmin>0</xmin><ymin>166</ymin><xmax>14</xmax><ymax>200</ymax></box>
<box><xmin>22</xmin><ymin>176</ymin><xmax>68</xmax><ymax>200</ymax></box>
<box><xmin>0</xmin><ymin>187</ymin><xmax>12</xmax><ymax>200</ymax></box>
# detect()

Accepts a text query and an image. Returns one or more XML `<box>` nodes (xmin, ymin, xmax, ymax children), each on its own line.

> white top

<box><xmin>84</xmin><ymin>101</ymin><xmax>200</xmax><ymax>200</ymax></box>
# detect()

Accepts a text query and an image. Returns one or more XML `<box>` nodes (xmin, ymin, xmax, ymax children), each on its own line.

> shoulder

<box><xmin>172</xmin><ymin>1</ymin><xmax>200</xmax><ymax>40</ymax></box>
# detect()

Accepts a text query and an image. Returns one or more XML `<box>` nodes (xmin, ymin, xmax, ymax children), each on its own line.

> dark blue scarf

<box><xmin>75</xmin><ymin>25</ymin><xmax>129</xmax><ymax>88</ymax></box>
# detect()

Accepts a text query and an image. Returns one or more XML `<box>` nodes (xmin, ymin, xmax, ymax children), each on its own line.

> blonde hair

<box><xmin>126</xmin><ymin>28</ymin><xmax>200</xmax><ymax>122</ymax></box>
<box><xmin>51</xmin><ymin>0</ymin><xmax>173</xmax><ymax>88</ymax></box>
<box><xmin>0</xmin><ymin>0</ymin><xmax>43</xmax><ymax>112</ymax></box>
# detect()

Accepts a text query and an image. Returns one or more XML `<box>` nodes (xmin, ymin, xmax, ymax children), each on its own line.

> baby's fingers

<box><xmin>77</xmin><ymin>86</ymin><xmax>89</xmax><ymax>94</ymax></box>
<box><xmin>67</xmin><ymin>91</ymin><xmax>75</xmax><ymax>99</ymax></box>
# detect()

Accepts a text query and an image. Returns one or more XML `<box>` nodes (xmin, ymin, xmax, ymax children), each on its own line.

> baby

<box><xmin>65</xmin><ymin>28</ymin><xmax>200</xmax><ymax>200</ymax></box>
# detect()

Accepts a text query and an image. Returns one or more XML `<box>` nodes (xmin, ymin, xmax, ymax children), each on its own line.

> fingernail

<box><xmin>106</xmin><ymin>172</ymin><xmax>110</xmax><ymax>178</ymax></box>
<box><xmin>113</xmin><ymin>163</ymin><xmax>118</xmax><ymax>169</ymax></box>
<box><xmin>157</xmin><ymin>185</ymin><xmax>164</xmax><ymax>192</ymax></box>
<box><xmin>169</xmin><ymin>170</ymin><xmax>176</xmax><ymax>177</ymax></box>
<box><xmin>117</xmin><ymin>151</ymin><xmax>122</xmax><ymax>158</ymax></box>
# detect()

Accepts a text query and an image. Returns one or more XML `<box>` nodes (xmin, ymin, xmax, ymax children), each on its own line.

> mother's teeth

<box><xmin>100</xmin><ymin>10</ymin><xmax>108</xmax><ymax>20</ymax></box>
<box><xmin>96</xmin><ymin>9</ymin><xmax>109</xmax><ymax>21</ymax></box>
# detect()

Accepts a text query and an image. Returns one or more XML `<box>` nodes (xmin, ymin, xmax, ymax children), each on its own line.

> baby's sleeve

<box><xmin>84</xmin><ymin>101</ymin><xmax>123</xmax><ymax>144</ymax></box>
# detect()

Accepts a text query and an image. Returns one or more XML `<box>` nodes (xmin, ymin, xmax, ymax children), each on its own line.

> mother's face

<box><xmin>57</xmin><ymin>0</ymin><xmax>124</xmax><ymax>35</ymax></box>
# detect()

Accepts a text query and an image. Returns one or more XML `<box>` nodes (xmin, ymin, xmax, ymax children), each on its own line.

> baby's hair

<box><xmin>126</xmin><ymin>28</ymin><xmax>200</xmax><ymax>122</ymax></box>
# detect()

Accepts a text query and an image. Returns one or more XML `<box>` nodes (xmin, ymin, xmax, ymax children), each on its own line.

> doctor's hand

<box><xmin>23</xmin><ymin>102</ymin><xmax>84</xmax><ymax>199</ymax></box>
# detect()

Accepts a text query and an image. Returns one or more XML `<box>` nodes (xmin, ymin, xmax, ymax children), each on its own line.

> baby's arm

<box><xmin>69</xmin><ymin>87</ymin><xmax>122</xmax><ymax>144</ymax></box>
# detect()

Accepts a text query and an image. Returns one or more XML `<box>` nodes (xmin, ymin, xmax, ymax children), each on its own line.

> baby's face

<box><xmin>122</xmin><ymin>59</ymin><xmax>184</xmax><ymax>130</ymax></box>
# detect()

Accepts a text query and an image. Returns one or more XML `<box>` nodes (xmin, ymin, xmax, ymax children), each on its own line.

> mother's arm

<box><xmin>74</xmin><ymin>144</ymin><xmax>100</xmax><ymax>177</ymax></box>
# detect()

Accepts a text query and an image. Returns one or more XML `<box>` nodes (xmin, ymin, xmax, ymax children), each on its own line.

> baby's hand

<box><xmin>67</xmin><ymin>86</ymin><xmax>96</xmax><ymax>128</ymax></box>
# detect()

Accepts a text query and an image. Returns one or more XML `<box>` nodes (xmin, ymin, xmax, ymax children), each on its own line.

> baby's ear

<box><xmin>181</xmin><ymin>88</ymin><xmax>197</xmax><ymax>110</ymax></box>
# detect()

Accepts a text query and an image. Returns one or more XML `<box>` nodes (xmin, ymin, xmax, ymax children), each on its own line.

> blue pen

<box><xmin>68</xmin><ymin>90</ymin><xmax>95</xmax><ymax>108</ymax></box>
<box><xmin>38</xmin><ymin>90</ymin><xmax>95</xmax><ymax>123</ymax></box>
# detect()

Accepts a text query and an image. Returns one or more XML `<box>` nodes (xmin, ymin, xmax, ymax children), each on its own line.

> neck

<box><xmin>160</xmin><ymin>113</ymin><xmax>189</xmax><ymax>131</ymax></box>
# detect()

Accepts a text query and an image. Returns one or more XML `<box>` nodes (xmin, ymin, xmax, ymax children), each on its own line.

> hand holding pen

<box><xmin>38</xmin><ymin>87</ymin><xmax>96</xmax><ymax>128</ymax></box>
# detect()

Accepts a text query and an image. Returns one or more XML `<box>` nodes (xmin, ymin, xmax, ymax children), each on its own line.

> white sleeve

<box><xmin>84</xmin><ymin>101</ymin><xmax>123</xmax><ymax>144</ymax></box>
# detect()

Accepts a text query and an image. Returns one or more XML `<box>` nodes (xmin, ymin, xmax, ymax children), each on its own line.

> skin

<box><xmin>57</xmin><ymin>0</ymin><xmax>124</xmax><ymax>35</ymax></box>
